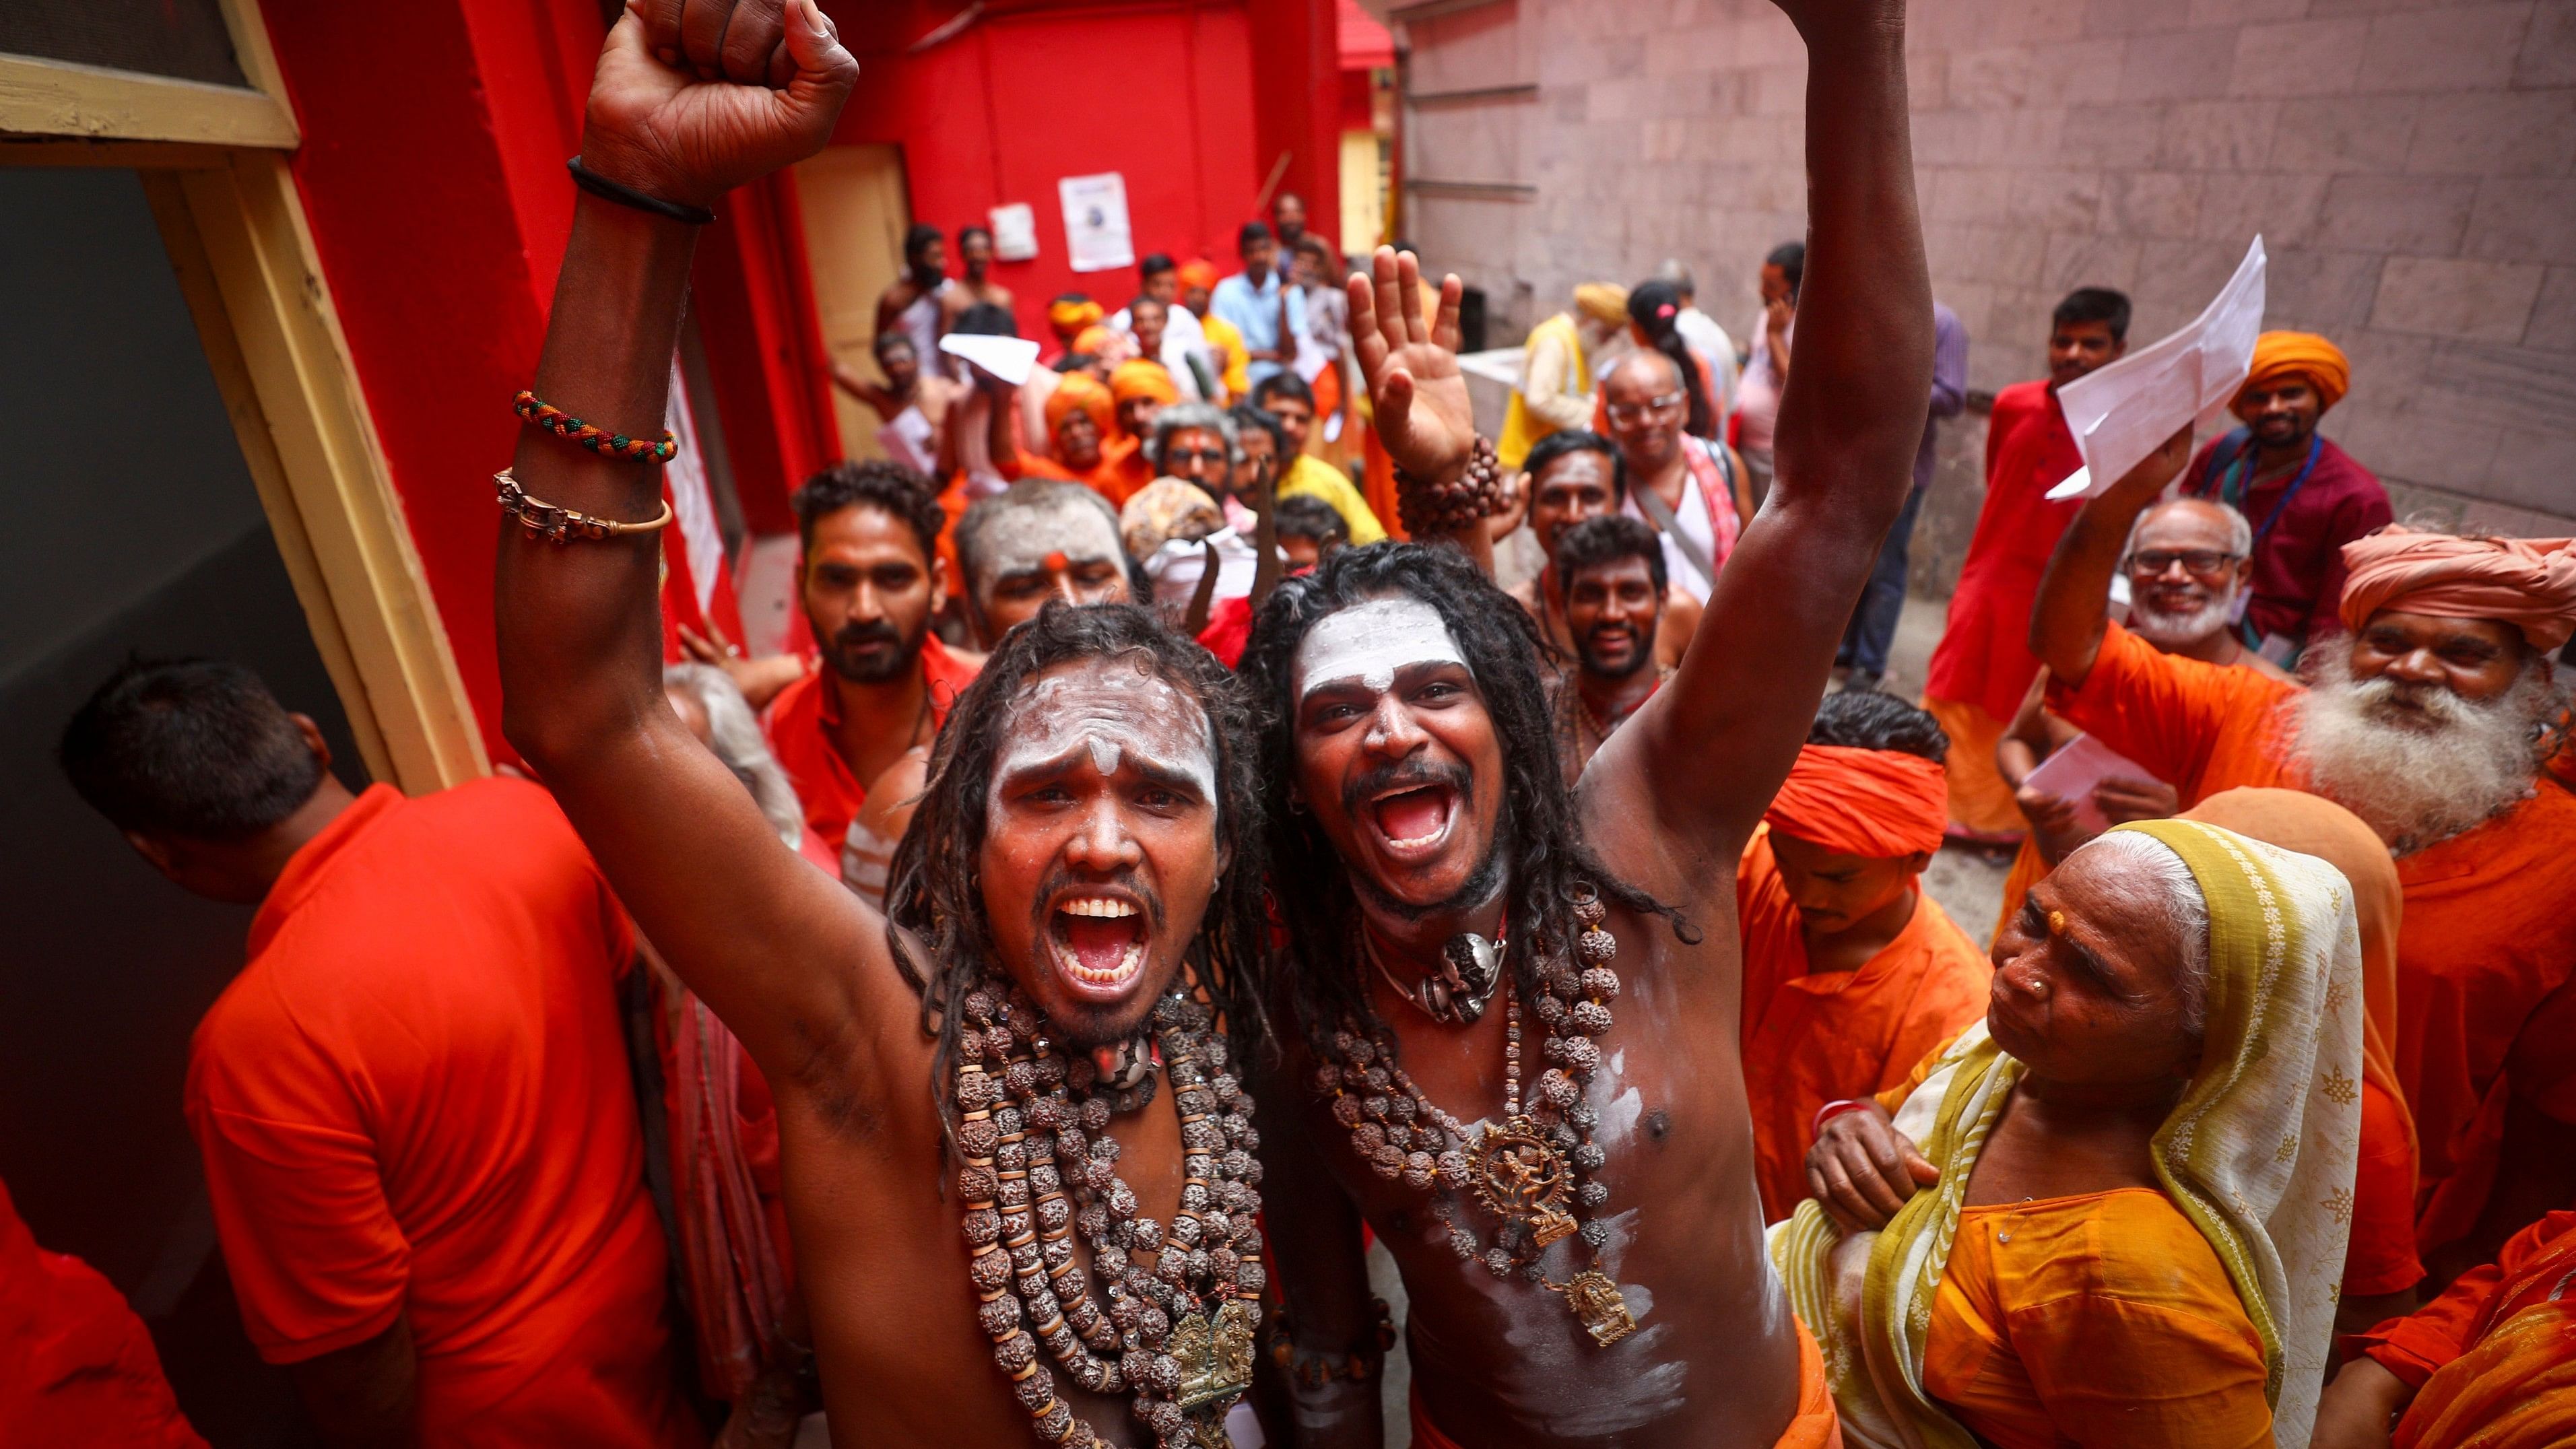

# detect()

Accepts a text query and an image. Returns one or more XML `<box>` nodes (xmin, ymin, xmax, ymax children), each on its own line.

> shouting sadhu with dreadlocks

<box><xmin>1238</xmin><ymin>1</ymin><xmax>1934</xmax><ymax>1443</ymax></box>
<box><xmin>494</xmin><ymin>6</ymin><xmax>1273</xmax><ymax>1446</ymax></box>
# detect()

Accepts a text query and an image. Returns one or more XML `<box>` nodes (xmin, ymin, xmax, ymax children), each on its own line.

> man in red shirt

<box><xmin>760</xmin><ymin>461</ymin><xmax>982</xmax><ymax>846</ymax></box>
<box><xmin>1920</xmin><ymin>287</ymin><xmax>2129</xmax><ymax>842</ymax></box>
<box><xmin>2179</xmin><ymin>330</ymin><xmax>2391</xmax><ymax>661</ymax></box>
<box><xmin>58</xmin><ymin>659</ymin><xmax>701</xmax><ymax>1448</ymax></box>
<box><xmin>0</xmin><ymin>1172</ymin><xmax>205</xmax><ymax>1448</ymax></box>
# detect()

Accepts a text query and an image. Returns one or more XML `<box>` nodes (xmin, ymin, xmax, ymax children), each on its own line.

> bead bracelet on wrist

<box><xmin>1392</xmin><ymin>435</ymin><xmax>1505</xmax><ymax>535</ymax></box>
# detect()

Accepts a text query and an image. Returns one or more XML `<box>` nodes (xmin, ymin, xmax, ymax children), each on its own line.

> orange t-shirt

<box><xmin>1736</xmin><ymin>825</ymin><xmax>1993</xmax><ymax>1223</ymax></box>
<box><xmin>0</xmin><ymin>1176</ymin><xmax>203</xmax><ymax>1448</ymax></box>
<box><xmin>1925</xmin><ymin>1188</ymin><xmax>2272</xmax><ymax>1449</ymax></box>
<box><xmin>762</xmin><ymin>634</ymin><xmax>980</xmax><ymax>847</ymax></box>
<box><xmin>185</xmin><ymin>781</ymin><xmax>700</xmax><ymax>1446</ymax></box>
<box><xmin>2049</xmin><ymin>620</ymin><xmax>2576</xmax><ymax>1254</ymax></box>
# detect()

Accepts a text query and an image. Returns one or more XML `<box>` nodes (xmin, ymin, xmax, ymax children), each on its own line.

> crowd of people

<box><xmin>12</xmin><ymin>0</ymin><xmax>2574</xmax><ymax>1446</ymax></box>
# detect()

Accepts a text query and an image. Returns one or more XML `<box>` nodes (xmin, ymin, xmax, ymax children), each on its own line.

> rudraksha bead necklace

<box><xmin>956</xmin><ymin>982</ymin><xmax>1265</xmax><ymax>1448</ymax></box>
<box><xmin>1313</xmin><ymin>883</ymin><xmax>1638</xmax><ymax>1347</ymax></box>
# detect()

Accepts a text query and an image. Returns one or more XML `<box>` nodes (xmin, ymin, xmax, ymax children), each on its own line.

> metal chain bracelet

<box><xmin>494</xmin><ymin>469</ymin><xmax>672</xmax><ymax>543</ymax></box>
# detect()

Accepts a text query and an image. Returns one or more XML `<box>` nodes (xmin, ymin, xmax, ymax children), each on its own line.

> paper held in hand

<box><xmin>939</xmin><ymin>333</ymin><xmax>1041</xmax><ymax>386</ymax></box>
<box><xmin>2022</xmin><ymin>733</ymin><xmax>2163</xmax><ymax>836</ymax></box>
<box><xmin>2045</xmin><ymin>237</ymin><xmax>2268</xmax><ymax>502</ymax></box>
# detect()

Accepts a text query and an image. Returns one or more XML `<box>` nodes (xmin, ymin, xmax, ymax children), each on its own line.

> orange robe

<box><xmin>2049</xmin><ymin>621</ymin><xmax>2576</xmax><ymax>1256</ymax></box>
<box><xmin>2357</xmin><ymin>1207</ymin><xmax>2576</xmax><ymax>1448</ymax></box>
<box><xmin>1925</xmin><ymin>1188</ymin><xmax>2272</xmax><ymax>1448</ymax></box>
<box><xmin>1922</xmin><ymin>380</ymin><xmax>2085</xmax><ymax>833</ymax></box>
<box><xmin>760</xmin><ymin>634</ymin><xmax>979</xmax><ymax>847</ymax></box>
<box><xmin>1738</xmin><ymin>825</ymin><xmax>1993</xmax><ymax>1223</ymax></box>
<box><xmin>186</xmin><ymin>781</ymin><xmax>701</xmax><ymax>1446</ymax></box>
<box><xmin>0</xmin><ymin>1175</ymin><xmax>204</xmax><ymax>1448</ymax></box>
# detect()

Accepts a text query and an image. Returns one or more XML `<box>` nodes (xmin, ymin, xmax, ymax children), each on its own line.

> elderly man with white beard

<box><xmin>2030</xmin><ymin>428</ymin><xmax>2576</xmax><ymax>1275</ymax></box>
<box><xmin>1993</xmin><ymin>496</ymin><xmax>2291</xmax><ymax>923</ymax></box>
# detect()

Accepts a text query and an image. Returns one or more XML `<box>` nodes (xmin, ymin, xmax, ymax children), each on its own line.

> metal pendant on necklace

<box><xmin>1420</xmin><ymin>930</ymin><xmax>1502</xmax><ymax>1023</ymax></box>
<box><xmin>1461</xmin><ymin>1117</ymin><xmax>1579</xmax><ymax>1248</ymax></box>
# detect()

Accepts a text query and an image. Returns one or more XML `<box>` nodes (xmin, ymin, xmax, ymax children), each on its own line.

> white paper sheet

<box><xmin>2046</xmin><ymin>237</ymin><xmax>2268</xmax><ymax>501</ymax></box>
<box><xmin>937</xmin><ymin>332</ymin><xmax>1041</xmax><ymax>386</ymax></box>
<box><xmin>989</xmin><ymin>201</ymin><xmax>1037</xmax><ymax>262</ymax></box>
<box><xmin>2022</xmin><ymin>733</ymin><xmax>2165</xmax><ymax>836</ymax></box>
<box><xmin>1058</xmin><ymin>172</ymin><xmax>1135</xmax><ymax>273</ymax></box>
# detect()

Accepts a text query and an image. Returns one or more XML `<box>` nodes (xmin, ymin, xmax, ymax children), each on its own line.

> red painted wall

<box><xmin>834</xmin><ymin>1</ymin><xmax>1278</xmax><ymax>337</ymax></box>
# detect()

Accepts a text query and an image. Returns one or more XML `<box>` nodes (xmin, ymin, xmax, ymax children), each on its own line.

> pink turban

<box><xmin>2338</xmin><ymin>525</ymin><xmax>2576</xmax><ymax>652</ymax></box>
<box><xmin>1763</xmin><ymin>745</ymin><xmax>1950</xmax><ymax>859</ymax></box>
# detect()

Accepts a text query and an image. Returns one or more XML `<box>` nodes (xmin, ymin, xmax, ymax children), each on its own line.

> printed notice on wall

<box><xmin>989</xmin><ymin>202</ymin><xmax>1038</xmax><ymax>262</ymax></box>
<box><xmin>1058</xmin><ymin>172</ymin><xmax>1134</xmax><ymax>273</ymax></box>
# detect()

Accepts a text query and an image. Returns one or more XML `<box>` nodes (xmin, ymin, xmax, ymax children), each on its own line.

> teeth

<box><xmin>1386</xmin><ymin>830</ymin><xmax>1445</xmax><ymax>848</ymax></box>
<box><xmin>1059</xmin><ymin>898</ymin><xmax>1139</xmax><ymax>918</ymax></box>
<box><xmin>1062</xmin><ymin>940</ymin><xmax>1145</xmax><ymax>985</ymax></box>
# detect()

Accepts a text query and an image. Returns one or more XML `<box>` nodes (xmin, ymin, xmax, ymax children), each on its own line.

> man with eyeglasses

<box><xmin>1600</xmin><ymin>350</ymin><xmax>1756</xmax><ymax>605</ymax></box>
<box><xmin>1993</xmin><ymin>497</ymin><xmax>2289</xmax><ymax>929</ymax></box>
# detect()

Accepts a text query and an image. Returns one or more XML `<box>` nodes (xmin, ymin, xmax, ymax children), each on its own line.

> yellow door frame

<box><xmin>1</xmin><ymin>0</ymin><xmax>486</xmax><ymax>791</ymax></box>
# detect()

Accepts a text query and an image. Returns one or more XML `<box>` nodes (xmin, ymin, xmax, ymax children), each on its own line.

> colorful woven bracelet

<box><xmin>513</xmin><ymin>390</ymin><xmax>677</xmax><ymax>463</ymax></box>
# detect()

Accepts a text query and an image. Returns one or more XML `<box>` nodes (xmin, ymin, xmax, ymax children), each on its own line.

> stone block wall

<box><xmin>1401</xmin><ymin>0</ymin><xmax>2576</xmax><ymax>599</ymax></box>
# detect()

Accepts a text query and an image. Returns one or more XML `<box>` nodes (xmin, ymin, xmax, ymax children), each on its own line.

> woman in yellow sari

<box><xmin>1775</xmin><ymin>820</ymin><xmax>2365</xmax><ymax>1448</ymax></box>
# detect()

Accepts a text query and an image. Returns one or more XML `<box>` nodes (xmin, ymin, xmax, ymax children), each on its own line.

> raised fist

<box><xmin>580</xmin><ymin>0</ymin><xmax>859</xmax><ymax>210</ymax></box>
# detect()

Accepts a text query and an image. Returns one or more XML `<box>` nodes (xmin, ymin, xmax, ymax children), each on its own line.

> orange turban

<box><xmin>1573</xmin><ymin>283</ymin><xmax>1630</xmax><ymax>327</ymax></box>
<box><xmin>2237</xmin><ymin>331</ymin><xmax>2350</xmax><ymax>414</ymax></box>
<box><xmin>1109</xmin><ymin>360</ymin><xmax>1179</xmax><ymax>406</ymax></box>
<box><xmin>2338</xmin><ymin>525</ymin><xmax>2576</xmax><ymax>652</ymax></box>
<box><xmin>1763</xmin><ymin>745</ymin><xmax>1949</xmax><ymax>859</ymax></box>
<box><xmin>1177</xmin><ymin>259</ymin><xmax>1220</xmax><ymax>293</ymax></box>
<box><xmin>1072</xmin><ymin>323</ymin><xmax>1119</xmax><ymax>356</ymax></box>
<box><xmin>1045</xmin><ymin>371</ymin><xmax>1114</xmax><ymax>439</ymax></box>
<box><xmin>1049</xmin><ymin>296</ymin><xmax>1103</xmax><ymax>339</ymax></box>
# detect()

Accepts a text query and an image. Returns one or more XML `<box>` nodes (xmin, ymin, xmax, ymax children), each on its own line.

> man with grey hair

<box><xmin>950</xmin><ymin>478</ymin><xmax>1134</xmax><ymax>650</ymax></box>
<box><xmin>1144</xmin><ymin>399</ymin><xmax>1239</xmax><ymax>496</ymax></box>
<box><xmin>663</xmin><ymin>663</ymin><xmax>812</xmax><ymax>854</ymax></box>
<box><xmin>1655</xmin><ymin>257</ymin><xmax>1740</xmax><ymax>417</ymax></box>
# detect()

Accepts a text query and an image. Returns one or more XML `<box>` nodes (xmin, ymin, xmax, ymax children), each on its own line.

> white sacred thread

<box><xmin>1294</xmin><ymin>597</ymin><xmax>1473</xmax><ymax>703</ymax></box>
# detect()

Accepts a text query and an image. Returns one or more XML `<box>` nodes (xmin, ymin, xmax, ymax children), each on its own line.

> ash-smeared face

<box><xmin>979</xmin><ymin>655</ymin><xmax>1226</xmax><ymax>1046</ymax></box>
<box><xmin>1290</xmin><ymin>596</ymin><xmax>1508</xmax><ymax>918</ymax></box>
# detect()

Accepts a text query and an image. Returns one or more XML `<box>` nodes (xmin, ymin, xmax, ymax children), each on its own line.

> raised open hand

<box><xmin>1347</xmin><ymin>246</ymin><xmax>1474</xmax><ymax>485</ymax></box>
<box><xmin>581</xmin><ymin>0</ymin><xmax>858</xmax><ymax>210</ymax></box>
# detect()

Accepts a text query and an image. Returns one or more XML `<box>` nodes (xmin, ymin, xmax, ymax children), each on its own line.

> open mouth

<box><xmin>1368</xmin><ymin>783</ymin><xmax>1459</xmax><ymax>855</ymax></box>
<box><xmin>1047</xmin><ymin>894</ymin><xmax>1149</xmax><ymax>997</ymax></box>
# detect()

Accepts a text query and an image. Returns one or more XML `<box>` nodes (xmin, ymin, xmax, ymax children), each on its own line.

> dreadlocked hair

<box><xmin>884</xmin><ymin>601</ymin><xmax>1272</xmax><ymax>1152</ymax></box>
<box><xmin>1237</xmin><ymin>542</ymin><xmax>1694</xmax><ymax>1065</ymax></box>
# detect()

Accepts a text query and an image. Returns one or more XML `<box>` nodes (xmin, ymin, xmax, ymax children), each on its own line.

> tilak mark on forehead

<box><xmin>1295</xmin><ymin>596</ymin><xmax>1473</xmax><ymax>702</ymax></box>
<box><xmin>989</xmin><ymin>657</ymin><xmax>1221</xmax><ymax>818</ymax></box>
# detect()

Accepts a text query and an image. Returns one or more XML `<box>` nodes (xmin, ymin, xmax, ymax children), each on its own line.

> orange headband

<box><xmin>1764</xmin><ymin>745</ymin><xmax>1949</xmax><ymax>859</ymax></box>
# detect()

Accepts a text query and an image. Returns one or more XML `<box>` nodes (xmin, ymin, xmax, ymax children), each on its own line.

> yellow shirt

<box><xmin>1199</xmin><ymin>312</ymin><xmax>1251</xmax><ymax>403</ymax></box>
<box><xmin>1925</xmin><ymin>1187</ymin><xmax>2272</xmax><ymax>1449</ymax></box>
<box><xmin>1280</xmin><ymin>454</ymin><xmax>1388</xmax><ymax>545</ymax></box>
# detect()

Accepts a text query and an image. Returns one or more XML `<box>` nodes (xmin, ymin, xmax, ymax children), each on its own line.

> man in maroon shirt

<box><xmin>2181</xmin><ymin>330</ymin><xmax>2391</xmax><ymax>662</ymax></box>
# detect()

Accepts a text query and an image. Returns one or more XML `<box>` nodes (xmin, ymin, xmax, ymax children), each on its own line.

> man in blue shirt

<box><xmin>1210</xmin><ymin>220</ymin><xmax>1304</xmax><ymax>389</ymax></box>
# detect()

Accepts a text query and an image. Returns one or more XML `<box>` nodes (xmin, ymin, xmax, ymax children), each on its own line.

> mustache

<box><xmin>832</xmin><ymin>619</ymin><xmax>906</xmax><ymax>652</ymax></box>
<box><xmin>1341</xmin><ymin>756</ymin><xmax>1472</xmax><ymax>823</ymax></box>
<box><xmin>1028</xmin><ymin>865</ymin><xmax>1167</xmax><ymax>939</ymax></box>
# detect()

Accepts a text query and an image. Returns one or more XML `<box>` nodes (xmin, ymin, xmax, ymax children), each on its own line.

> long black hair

<box><xmin>884</xmin><ymin>603</ymin><xmax>1272</xmax><ymax>1141</ymax></box>
<box><xmin>1236</xmin><ymin>543</ymin><xmax>1690</xmax><ymax>1063</ymax></box>
<box><xmin>1627</xmin><ymin>279</ymin><xmax>1714</xmax><ymax>438</ymax></box>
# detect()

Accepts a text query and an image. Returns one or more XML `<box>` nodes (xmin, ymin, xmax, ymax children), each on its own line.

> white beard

<box><xmin>2290</xmin><ymin>646</ymin><xmax>2556</xmax><ymax>854</ymax></box>
<box><xmin>2128</xmin><ymin>587</ymin><xmax>2237</xmax><ymax>652</ymax></box>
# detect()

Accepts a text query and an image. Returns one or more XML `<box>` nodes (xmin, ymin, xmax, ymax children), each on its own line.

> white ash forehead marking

<box><xmin>975</xmin><ymin>502</ymin><xmax>1124</xmax><ymax>591</ymax></box>
<box><xmin>987</xmin><ymin>657</ymin><xmax>1220</xmax><ymax>815</ymax></box>
<box><xmin>1294</xmin><ymin>596</ymin><xmax>1474</xmax><ymax>703</ymax></box>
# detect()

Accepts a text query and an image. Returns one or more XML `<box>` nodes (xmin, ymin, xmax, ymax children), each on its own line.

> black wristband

<box><xmin>566</xmin><ymin>157</ymin><xmax>717</xmax><ymax>226</ymax></box>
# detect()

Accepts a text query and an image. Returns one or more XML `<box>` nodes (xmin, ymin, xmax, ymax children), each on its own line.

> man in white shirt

<box><xmin>1111</xmin><ymin>252</ymin><xmax>1216</xmax><ymax>401</ymax></box>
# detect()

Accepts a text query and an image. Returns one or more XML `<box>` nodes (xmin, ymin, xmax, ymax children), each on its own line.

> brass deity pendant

<box><xmin>1462</xmin><ymin>1116</ymin><xmax>1579</xmax><ymax>1249</ymax></box>
<box><xmin>1558</xmin><ymin>1269</ymin><xmax>1638</xmax><ymax>1347</ymax></box>
<box><xmin>1168</xmin><ymin>1297</ymin><xmax>1259</xmax><ymax>1444</ymax></box>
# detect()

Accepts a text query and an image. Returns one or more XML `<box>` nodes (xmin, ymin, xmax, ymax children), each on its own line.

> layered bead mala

<box><xmin>955</xmin><ymin>984</ymin><xmax>1265</xmax><ymax>1449</ymax></box>
<box><xmin>1313</xmin><ymin>883</ymin><xmax>1638</xmax><ymax>1347</ymax></box>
